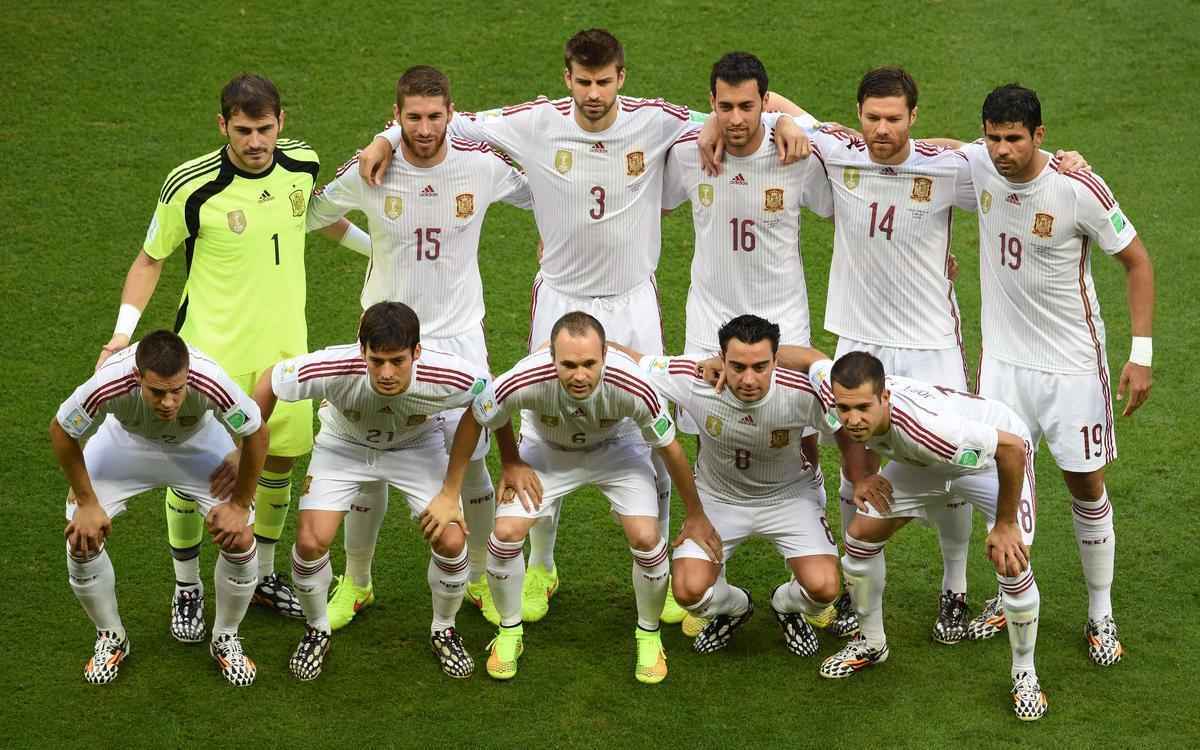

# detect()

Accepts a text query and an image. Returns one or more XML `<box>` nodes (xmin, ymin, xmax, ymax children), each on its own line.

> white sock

<box><xmin>213</xmin><ymin>543</ymin><xmax>258</xmax><ymax>636</ymax></box>
<box><xmin>461</xmin><ymin>459</ymin><xmax>495</xmax><ymax>584</ymax></box>
<box><xmin>67</xmin><ymin>545</ymin><xmax>124</xmax><ymax>639</ymax></box>
<box><xmin>838</xmin><ymin>472</ymin><xmax>857</xmax><ymax>540</ymax></box>
<box><xmin>486</xmin><ymin>534</ymin><xmax>525</xmax><ymax>626</ymax></box>
<box><xmin>172</xmin><ymin>545</ymin><xmax>202</xmax><ymax>592</ymax></box>
<box><xmin>527</xmin><ymin>504</ymin><xmax>560</xmax><ymax>572</ymax></box>
<box><xmin>291</xmin><ymin>545</ymin><xmax>332</xmax><ymax>632</ymax></box>
<box><xmin>771</xmin><ymin>579</ymin><xmax>831</xmax><ymax>616</ymax></box>
<box><xmin>429</xmin><ymin>549</ymin><xmax>469</xmax><ymax>632</ymax></box>
<box><xmin>999</xmin><ymin>566</ymin><xmax>1040</xmax><ymax>677</ymax></box>
<box><xmin>255</xmin><ymin>539</ymin><xmax>276</xmax><ymax>579</ymax></box>
<box><xmin>650</xmin><ymin>451</ymin><xmax>672</xmax><ymax>537</ymax></box>
<box><xmin>685</xmin><ymin>577</ymin><xmax>749</xmax><ymax>620</ymax></box>
<box><xmin>630</xmin><ymin>538</ymin><xmax>670</xmax><ymax>630</ymax></box>
<box><xmin>926</xmin><ymin>499</ymin><xmax>971</xmax><ymax>594</ymax></box>
<box><xmin>1072</xmin><ymin>490</ymin><xmax>1115</xmax><ymax>620</ymax></box>
<box><xmin>344</xmin><ymin>483</ymin><xmax>388</xmax><ymax>588</ymax></box>
<box><xmin>842</xmin><ymin>534</ymin><xmax>887</xmax><ymax>649</ymax></box>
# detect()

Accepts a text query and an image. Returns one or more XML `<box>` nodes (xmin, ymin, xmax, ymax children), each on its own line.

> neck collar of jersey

<box><xmin>222</xmin><ymin>145</ymin><xmax>277</xmax><ymax>180</ymax></box>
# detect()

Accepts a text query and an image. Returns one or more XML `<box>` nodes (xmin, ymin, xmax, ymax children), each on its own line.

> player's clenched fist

<box><xmin>674</xmin><ymin>512</ymin><xmax>723</xmax><ymax>563</ymax></box>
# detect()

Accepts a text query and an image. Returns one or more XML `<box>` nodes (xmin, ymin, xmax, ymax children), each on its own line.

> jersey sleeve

<box><xmin>1072</xmin><ymin>172</ymin><xmax>1137</xmax><ymax>254</ymax></box>
<box><xmin>55</xmin><ymin>378</ymin><xmax>105</xmax><ymax>440</ymax></box>
<box><xmin>918</xmin><ymin>413</ymin><xmax>1001</xmax><ymax>472</ymax></box>
<box><xmin>950</xmin><ymin>144</ymin><xmax>981</xmax><ymax>211</ymax></box>
<box><xmin>469</xmin><ymin>378</ymin><xmax>514</xmax><ymax>431</ymax></box>
<box><xmin>617</xmin><ymin>369</ymin><xmax>675</xmax><ymax>448</ymax></box>
<box><xmin>306</xmin><ymin>157</ymin><xmax>364</xmax><ymax>231</ymax></box>
<box><xmin>142</xmin><ymin>193</ymin><xmax>190</xmax><ymax>261</ymax></box>
<box><xmin>271</xmin><ymin>352</ymin><xmax>329</xmax><ymax>403</ymax></box>
<box><xmin>807</xmin><ymin>359</ymin><xmax>837</xmax><ymax>411</ymax></box>
<box><xmin>799</xmin><ymin>156</ymin><xmax>834</xmax><ymax>218</ymax></box>
<box><xmin>637</xmin><ymin>355</ymin><xmax>701</xmax><ymax>408</ymax></box>
<box><xmin>653</xmin><ymin>99</ymin><xmax>694</xmax><ymax>148</ymax></box>
<box><xmin>662</xmin><ymin>132</ymin><xmax>697</xmax><ymax>210</ymax></box>
<box><xmin>198</xmin><ymin>364</ymin><xmax>263</xmax><ymax>437</ymax></box>
<box><xmin>491</xmin><ymin>155</ymin><xmax>534</xmax><ymax>210</ymax></box>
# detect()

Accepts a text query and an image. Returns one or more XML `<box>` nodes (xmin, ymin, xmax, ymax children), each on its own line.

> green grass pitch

<box><xmin>3</xmin><ymin>1</ymin><xmax>1197</xmax><ymax>746</ymax></box>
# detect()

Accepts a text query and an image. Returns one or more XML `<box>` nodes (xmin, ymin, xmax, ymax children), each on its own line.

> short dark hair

<box><xmin>718</xmin><ymin>314</ymin><xmax>780</xmax><ymax>355</ymax></box>
<box><xmin>358</xmin><ymin>302</ymin><xmax>421</xmax><ymax>352</ymax></box>
<box><xmin>857</xmin><ymin>66</ymin><xmax>918</xmax><ymax>111</ymax></box>
<box><xmin>135</xmin><ymin>330</ymin><xmax>190</xmax><ymax>378</ymax></box>
<box><xmin>220</xmin><ymin>74</ymin><xmax>281</xmax><ymax>121</ymax></box>
<box><xmin>396</xmin><ymin>65</ymin><xmax>452</xmax><ymax>110</ymax></box>
<box><xmin>711</xmin><ymin>52</ymin><xmax>768</xmax><ymax>98</ymax></box>
<box><xmin>982</xmin><ymin>83</ymin><xmax>1042</xmax><ymax>135</ymax></box>
<box><xmin>550</xmin><ymin>311</ymin><xmax>606</xmax><ymax>355</ymax></box>
<box><xmin>564</xmin><ymin>28</ymin><xmax>624</xmax><ymax>73</ymax></box>
<box><xmin>830</xmin><ymin>351</ymin><xmax>887</xmax><ymax>396</ymax></box>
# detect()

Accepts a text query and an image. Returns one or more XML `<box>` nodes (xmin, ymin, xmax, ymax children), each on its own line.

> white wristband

<box><xmin>1129</xmin><ymin>337</ymin><xmax>1152</xmax><ymax>367</ymax></box>
<box><xmin>339</xmin><ymin>224</ymin><xmax>372</xmax><ymax>257</ymax></box>
<box><xmin>114</xmin><ymin>304</ymin><xmax>142</xmax><ymax>338</ymax></box>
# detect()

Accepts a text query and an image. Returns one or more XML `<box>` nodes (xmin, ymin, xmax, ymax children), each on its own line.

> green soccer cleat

<box><xmin>521</xmin><ymin>565</ymin><xmax>559</xmax><ymax>623</ymax></box>
<box><xmin>634</xmin><ymin>627</ymin><xmax>668</xmax><ymax>684</ymax></box>
<box><xmin>486</xmin><ymin>624</ymin><xmax>524</xmax><ymax>680</ymax></box>
<box><xmin>466</xmin><ymin>578</ymin><xmax>500</xmax><ymax>625</ymax></box>
<box><xmin>681</xmin><ymin>613</ymin><xmax>709</xmax><ymax>638</ymax></box>
<box><xmin>327</xmin><ymin>575</ymin><xmax>375</xmax><ymax>631</ymax></box>
<box><xmin>661</xmin><ymin>580</ymin><xmax>686</xmax><ymax>624</ymax></box>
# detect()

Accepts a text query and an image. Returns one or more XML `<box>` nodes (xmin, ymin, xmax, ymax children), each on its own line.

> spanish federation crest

<box><xmin>698</xmin><ymin>183</ymin><xmax>714</xmax><ymax>207</ymax></box>
<box><xmin>289</xmin><ymin>189</ymin><xmax>306</xmax><ymax>217</ymax></box>
<box><xmin>455</xmin><ymin>193</ymin><xmax>475</xmax><ymax>219</ymax></box>
<box><xmin>227</xmin><ymin>209</ymin><xmax>247</xmax><ymax>234</ymax></box>
<box><xmin>626</xmin><ymin>151</ymin><xmax>645</xmax><ymax>177</ymax></box>
<box><xmin>980</xmin><ymin>190</ymin><xmax>993</xmax><ymax>214</ymax></box>
<box><xmin>910</xmin><ymin>177</ymin><xmax>933</xmax><ymax>203</ymax></box>
<box><xmin>764</xmin><ymin>188</ymin><xmax>784</xmax><ymax>213</ymax></box>
<box><xmin>407</xmin><ymin>414</ymin><xmax>427</xmax><ymax>426</ymax></box>
<box><xmin>555</xmin><ymin>149</ymin><xmax>573</xmax><ymax>174</ymax></box>
<box><xmin>770</xmin><ymin>429</ymin><xmax>790</xmax><ymax>449</ymax></box>
<box><xmin>842</xmin><ymin>167</ymin><xmax>860</xmax><ymax>190</ymax></box>
<box><xmin>705</xmin><ymin>415</ymin><xmax>723</xmax><ymax>437</ymax></box>
<box><xmin>1032</xmin><ymin>212</ymin><xmax>1055</xmax><ymax>238</ymax></box>
<box><xmin>384</xmin><ymin>195</ymin><xmax>404</xmax><ymax>220</ymax></box>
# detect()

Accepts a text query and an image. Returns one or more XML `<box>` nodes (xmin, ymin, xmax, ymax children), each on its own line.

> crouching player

<box><xmin>51</xmin><ymin>330</ymin><xmax>267</xmax><ymax>686</ymax></box>
<box><xmin>811</xmin><ymin>351</ymin><xmax>1046</xmax><ymax>720</ymax></box>
<box><xmin>253</xmin><ymin>302</ymin><xmax>491</xmax><ymax>680</ymax></box>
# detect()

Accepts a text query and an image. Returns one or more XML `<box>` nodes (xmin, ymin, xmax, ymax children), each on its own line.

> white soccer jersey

<box><xmin>809</xmin><ymin>127</ymin><xmax>976</xmax><ymax>350</ymax></box>
<box><xmin>472</xmin><ymin>349</ymin><xmax>675</xmax><ymax>450</ymax></box>
<box><xmin>382</xmin><ymin>96</ymin><xmax>694</xmax><ymax>296</ymax></box>
<box><xmin>307</xmin><ymin>139</ymin><xmax>532</xmax><ymax>336</ymax></box>
<box><xmin>56</xmin><ymin>344</ymin><xmax>261</xmax><ymax>443</ymax></box>
<box><xmin>961</xmin><ymin>143</ymin><xmax>1138</xmax><ymax>374</ymax></box>
<box><xmin>809</xmin><ymin>360</ymin><xmax>1026</xmax><ymax>476</ymax></box>
<box><xmin>271</xmin><ymin>344</ymin><xmax>490</xmax><ymax>449</ymax></box>
<box><xmin>640</xmin><ymin>355</ymin><xmax>837</xmax><ymax>506</ymax></box>
<box><xmin>663</xmin><ymin>120</ymin><xmax>834</xmax><ymax>350</ymax></box>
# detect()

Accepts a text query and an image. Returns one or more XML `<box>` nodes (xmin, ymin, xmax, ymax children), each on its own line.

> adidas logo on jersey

<box><xmin>1006</xmin><ymin>193</ymin><xmax>1021</xmax><ymax>206</ymax></box>
<box><xmin>258</xmin><ymin>190</ymin><xmax>273</xmax><ymax>202</ymax></box>
<box><xmin>739</xmin><ymin>414</ymin><xmax>755</xmax><ymax>425</ymax></box>
<box><xmin>729</xmin><ymin>173</ymin><xmax>748</xmax><ymax>185</ymax></box>
<box><xmin>420</xmin><ymin>185</ymin><xmax>438</xmax><ymax>197</ymax></box>
<box><xmin>590</xmin><ymin>142</ymin><xmax>607</xmax><ymax>153</ymax></box>
<box><xmin>379</xmin><ymin>405</ymin><xmax>394</xmax><ymax>414</ymax></box>
<box><xmin>880</xmin><ymin>167</ymin><xmax>897</xmax><ymax>176</ymax></box>
<box><xmin>571</xmin><ymin>407</ymin><xmax>586</xmax><ymax>417</ymax></box>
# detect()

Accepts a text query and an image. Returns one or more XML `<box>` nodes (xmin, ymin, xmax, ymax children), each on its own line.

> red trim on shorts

<box><xmin>1077</xmin><ymin>237</ymin><xmax>1115</xmax><ymax>462</ymax></box>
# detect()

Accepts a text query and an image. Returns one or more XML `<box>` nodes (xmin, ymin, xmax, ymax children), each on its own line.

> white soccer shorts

<box><xmin>978</xmin><ymin>355</ymin><xmax>1116</xmax><ymax>473</ymax></box>
<box><xmin>425</xmin><ymin>327</ymin><xmax>491</xmax><ymax>462</ymax></box>
<box><xmin>835</xmin><ymin>336</ymin><xmax>969</xmax><ymax>390</ymax></box>
<box><xmin>527</xmin><ymin>274</ymin><xmax>664</xmax><ymax>356</ymax></box>
<box><xmin>674</xmin><ymin>486</ymin><xmax>838</xmax><ymax>564</ymax></box>
<box><xmin>299</xmin><ymin>431</ymin><xmax>447</xmax><ymax>516</ymax></box>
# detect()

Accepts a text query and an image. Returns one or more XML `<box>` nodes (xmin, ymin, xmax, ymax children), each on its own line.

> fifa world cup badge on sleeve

<box><xmin>954</xmin><ymin>448</ymin><xmax>981</xmax><ymax>467</ymax></box>
<box><xmin>653</xmin><ymin>416</ymin><xmax>672</xmax><ymax>438</ymax></box>
<box><xmin>64</xmin><ymin>407</ymin><xmax>90</xmax><ymax>435</ymax></box>
<box><xmin>1110</xmin><ymin>210</ymin><xmax>1128</xmax><ymax>233</ymax></box>
<box><xmin>224</xmin><ymin>407</ymin><xmax>249</xmax><ymax>431</ymax></box>
<box><xmin>470</xmin><ymin>378</ymin><xmax>487</xmax><ymax>395</ymax></box>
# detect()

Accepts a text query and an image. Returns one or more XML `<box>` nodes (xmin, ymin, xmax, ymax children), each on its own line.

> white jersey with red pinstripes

<box><xmin>55</xmin><ymin>344</ymin><xmax>261</xmax><ymax>443</ymax></box>
<box><xmin>809</xmin><ymin>360</ymin><xmax>1028</xmax><ymax>476</ymax></box>
<box><xmin>472</xmin><ymin>349</ymin><xmax>675</xmax><ymax>450</ymax></box>
<box><xmin>961</xmin><ymin>143</ymin><xmax>1138</xmax><ymax>374</ymax></box>
<box><xmin>810</xmin><ymin>127</ymin><xmax>976</xmax><ymax>350</ymax></box>
<box><xmin>306</xmin><ymin>139</ymin><xmax>531</xmax><ymax>337</ymax></box>
<box><xmin>663</xmin><ymin>120</ymin><xmax>834</xmax><ymax>350</ymax></box>
<box><xmin>381</xmin><ymin>95</ymin><xmax>693</xmax><ymax>296</ymax></box>
<box><xmin>271</xmin><ymin>344</ymin><xmax>489</xmax><ymax>449</ymax></box>
<box><xmin>639</xmin><ymin>355</ymin><xmax>838</xmax><ymax>506</ymax></box>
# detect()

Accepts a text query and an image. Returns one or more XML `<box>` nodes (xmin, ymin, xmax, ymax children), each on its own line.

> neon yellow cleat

<box><xmin>804</xmin><ymin>603</ymin><xmax>838</xmax><ymax>630</ymax></box>
<box><xmin>466</xmin><ymin>578</ymin><xmax>500</xmax><ymax>625</ymax></box>
<box><xmin>661</xmin><ymin>580</ymin><xmax>686</xmax><ymax>624</ymax></box>
<box><xmin>681</xmin><ymin>613</ymin><xmax>709</xmax><ymax>638</ymax></box>
<box><xmin>634</xmin><ymin>628</ymin><xmax>668</xmax><ymax>684</ymax></box>
<box><xmin>327</xmin><ymin>575</ymin><xmax>375</xmax><ymax>631</ymax></box>
<box><xmin>486</xmin><ymin>624</ymin><xmax>524</xmax><ymax>680</ymax></box>
<box><xmin>522</xmin><ymin>565</ymin><xmax>559</xmax><ymax>622</ymax></box>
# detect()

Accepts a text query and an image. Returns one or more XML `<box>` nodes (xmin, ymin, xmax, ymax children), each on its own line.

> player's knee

<box><xmin>1063</xmin><ymin>469</ymin><xmax>1105</xmax><ymax>500</ymax></box>
<box><xmin>625</xmin><ymin>523</ymin><xmax>661</xmax><ymax>551</ymax></box>
<box><xmin>294</xmin><ymin>525</ymin><xmax>331</xmax><ymax>560</ymax></box>
<box><xmin>433</xmin><ymin>525</ymin><xmax>466</xmax><ymax>557</ymax></box>
<box><xmin>492</xmin><ymin>518</ymin><xmax>527</xmax><ymax>544</ymax></box>
<box><xmin>798</xmin><ymin>562</ymin><xmax>841</xmax><ymax>603</ymax></box>
<box><xmin>671</xmin><ymin>573</ymin><xmax>711</xmax><ymax>607</ymax></box>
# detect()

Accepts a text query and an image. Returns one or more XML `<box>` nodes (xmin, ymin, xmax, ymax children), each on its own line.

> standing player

<box><xmin>52</xmin><ymin>330</ymin><xmax>268</xmax><ymax>686</ymax></box>
<box><xmin>810</xmin><ymin>352</ymin><xmax>1046</xmax><ymax>721</ymax></box>
<box><xmin>357</xmin><ymin>30</ymin><xmax>811</xmax><ymax>624</ymax></box>
<box><xmin>252</xmin><ymin>303</ymin><xmax>491</xmax><ymax>680</ymax></box>
<box><xmin>959</xmin><ymin>84</ymin><xmax>1154</xmax><ymax>665</ymax></box>
<box><xmin>614</xmin><ymin>316</ymin><xmax>867</xmax><ymax>658</ymax></box>
<box><xmin>306</xmin><ymin>65</ymin><xmax>533</xmax><ymax>629</ymax></box>
<box><xmin>432</xmin><ymin>312</ymin><xmax>719</xmax><ymax>684</ymax></box>
<box><xmin>95</xmin><ymin>75</ymin><xmax>363</xmax><ymax>632</ymax></box>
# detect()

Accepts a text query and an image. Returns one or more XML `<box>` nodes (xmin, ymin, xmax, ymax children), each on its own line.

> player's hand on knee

<box><xmin>95</xmin><ymin>334</ymin><xmax>130</xmax><ymax>371</ymax></box>
<box><xmin>206</xmin><ymin>501</ymin><xmax>251</xmax><ymax>550</ymax></box>
<box><xmin>208</xmin><ymin>451</ymin><xmax>240</xmax><ymax>500</ymax></box>
<box><xmin>697</xmin><ymin>357</ymin><xmax>726</xmax><ymax>391</ymax></box>
<box><xmin>500</xmin><ymin>462</ymin><xmax>543</xmax><ymax>512</ymax></box>
<box><xmin>420</xmin><ymin>491</ymin><xmax>466</xmax><ymax>544</ymax></box>
<box><xmin>358</xmin><ymin>136</ymin><xmax>395</xmax><ymax>187</ymax></box>
<box><xmin>853</xmin><ymin>475</ymin><xmax>893</xmax><ymax>514</ymax></box>
<box><xmin>697</xmin><ymin>116</ymin><xmax>726</xmax><ymax>177</ymax></box>
<box><xmin>674</xmin><ymin>512</ymin><xmax>723</xmax><ymax>563</ymax></box>
<box><xmin>1054</xmin><ymin>149</ymin><xmax>1091</xmax><ymax>174</ymax></box>
<box><xmin>774</xmin><ymin>117</ymin><xmax>811</xmax><ymax>164</ymax></box>
<box><xmin>1117</xmin><ymin>361</ymin><xmax>1152</xmax><ymax>416</ymax></box>
<box><xmin>985</xmin><ymin>521</ymin><xmax>1029</xmax><ymax>577</ymax></box>
<box><xmin>65</xmin><ymin>504</ymin><xmax>111</xmax><ymax>556</ymax></box>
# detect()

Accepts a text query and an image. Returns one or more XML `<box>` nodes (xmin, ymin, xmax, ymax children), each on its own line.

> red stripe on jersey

<box><xmin>941</xmin><ymin>209</ymin><xmax>971</xmax><ymax>388</ymax></box>
<box><xmin>1068</xmin><ymin>166</ymin><xmax>1115</xmax><ymax>204</ymax></box>
<box><xmin>187</xmin><ymin>380</ymin><xmax>232</xmax><ymax>412</ymax></box>
<box><xmin>416</xmin><ymin>375</ymin><xmax>474</xmax><ymax>390</ymax></box>
<box><xmin>667</xmin><ymin>365</ymin><xmax>701</xmax><ymax>380</ymax></box>
<box><xmin>891</xmin><ymin>407</ymin><xmax>956</xmax><ymax>460</ymax></box>
<box><xmin>298</xmin><ymin>363</ymin><xmax>367</xmax><ymax>383</ymax></box>
<box><xmin>620</xmin><ymin>98</ymin><xmax>689</xmax><ymax>120</ymax></box>
<box><xmin>603</xmin><ymin>369</ymin><xmax>661</xmax><ymax>414</ymax></box>
<box><xmin>673</xmin><ymin>132</ymin><xmax>700</xmax><ymax>146</ymax></box>
<box><xmin>84</xmin><ymin>375</ymin><xmax>138</xmax><ymax>415</ymax></box>
<box><xmin>299</xmin><ymin>358</ymin><xmax>364</xmax><ymax>376</ymax></box>
<box><xmin>1077</xmin><ymin>237</ymin><xmax>1116</xmax><ymax>462</ymax></box>
<box><xmin>525</xmin><ymin>277</ymin><xmax>543</xmax><ymax>352</ymax></box>
<box><xmin>334</xmin><ymin>154</ymin><xmax>359</xmax><ymax>178</ymax></box>
<box><xmin>418</xmin><ymin>364</ymin><xmax>475</xmax><ymax>388</ymax></box>
<box><xmin>775</xmin><ymin>370</ymin><xmax>816</xmax><ymax>394</ymax></box>
<box><xmin>1065</xmin><ymin>171</ymin><xmax>1114</xmax><ymax>211</ymax></box>
<box><xmin>187</xmin><ymin>370</ymin><xmax>234</xmax><ymax>409</ymax></box>
<box><xmin>496</xmin><ymin>365</ymin><xmax>557</xmax><ymax>403</ymax></box>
